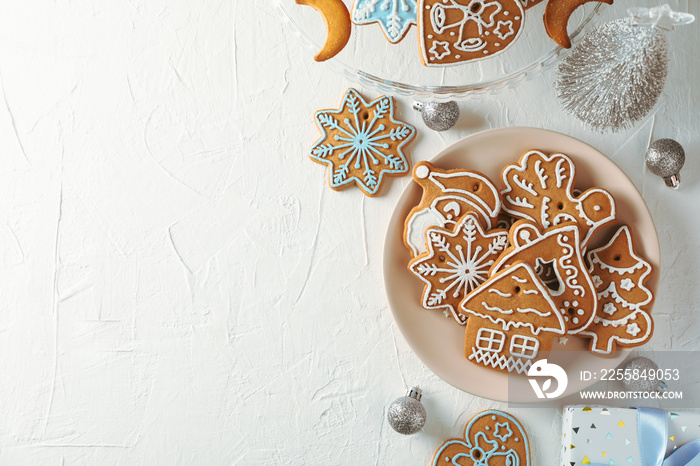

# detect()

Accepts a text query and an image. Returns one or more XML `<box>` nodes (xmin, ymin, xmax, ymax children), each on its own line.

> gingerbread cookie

<box><xmin>579</xmin><ymin>226</ymin><xmax>654</xmax><ymax>354</ymax></box>
<box><xmin>432</xmin><ymin>410</ymin><xmax>530</xmax><ymax>466</ymax></box>
<box><xmin>404</xmin><ymin>161</ymin><xmax>501</xmax><ymax>256</ymax></box>
<box><xmin>418</xmin><ymin>0</ymin><xmax>525</xmax><ymax>67</ymax></box>
<box><xmin>352</xmin><ymin>0</ymin><xmax>418</xmax><ymax>43</ymax></box>
<box><xmin>309</xmin><ymin>88</ymin><xmax>416</xmax><ymax>196</ymax></box>
<box><xmin>296</xmin><ymin>0</ymin><xmax>353</xmax><ymax>61</ymax></box>
<box><xmin>500</xmin><ymin>150</ymin><xmax>616</xmax><ymax>248</ymax></box>
<box><xmin>543</xmin><ymin>0</ymin><xmax>613</xmax><ymax>49</ymax></box>
<box><xmin>489</xmin><ymin>220</ymin><xmax>598</xmax><ymax>333</ymax></box>
<box><xmin>409</xmin><ymin>213</ymin><xmax>508</xmax><ymax>324</ymax></box>
<box><xmin>460</xmin><ymin>261</ymin><xmax>566</xmax><ymax>374</ymax></box>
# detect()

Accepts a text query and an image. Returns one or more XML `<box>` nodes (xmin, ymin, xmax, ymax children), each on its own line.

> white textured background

<box><xmin>0</xmin><ymin>1</ymin><xmax>698</xmax><ymax>464</ymax></box>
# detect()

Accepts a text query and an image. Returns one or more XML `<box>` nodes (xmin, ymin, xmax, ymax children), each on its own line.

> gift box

<box><xmin>560</xmin><ymin>405</ymin><xmax>700</xmax><ymax>465</ymax></box>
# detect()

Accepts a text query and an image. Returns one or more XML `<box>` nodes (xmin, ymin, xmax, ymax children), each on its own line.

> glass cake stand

<box><xmin>276</xmin><ymin>0</ymin><xmax>608</xmax><ymax>99</ymax></box>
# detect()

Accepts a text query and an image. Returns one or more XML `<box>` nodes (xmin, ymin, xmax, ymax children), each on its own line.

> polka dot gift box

<box><xmin>560</xmin><ymin>405</ymin><xmax>700</xmax><ymax>465</ymax></box>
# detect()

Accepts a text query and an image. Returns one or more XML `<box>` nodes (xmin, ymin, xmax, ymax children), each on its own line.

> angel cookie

<box><xmin>409</xmin><ymin>214</ymin><xmax>508</xmax><ymax>324</ymax></box>
<box><xmin>500</xmin><ymin>150</ymin><xmax>616</xmax><ymax>248</ymax></box>
<box><xmin>309</xmin><ymin>88</ymin><xmax>416</xmax><ymax>196</ymax></box>
<box><xmin>432</xmin><ymin>410</ymin><xmax>530</xmax><ymax>466</ymax></box>
<box><xmin>580</xmin><ymin>226</ymin><xmax>655</xmax><ymax>354</ymax></box>
<box><xmin>404</xmin><ymin>161</ymin><xmax>501</xmax><ymax>257</ymax></box>
<box><xmin>418</xmin><ymin>0</ymin><xmax>525</xmax><ymax>67</ymax></box>
<box><xmin>460</xmin><ymin>262</ymin><xmax>566</xmax><ymax>374</ymax></box>
<box><xmin>489</xmin><ymin>220</ymin><xmax>598</xmax><ymax>333</ymax></box>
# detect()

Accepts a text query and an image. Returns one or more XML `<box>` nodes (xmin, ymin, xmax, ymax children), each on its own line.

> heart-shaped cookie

<box><xmin>432</xmin><ymin>410</ymin><xmax>530</xmax><ymax>465</ymax></box>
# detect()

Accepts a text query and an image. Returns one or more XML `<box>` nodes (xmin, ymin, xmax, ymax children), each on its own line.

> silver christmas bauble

<box><xmin>387</xmin><ymin>386</ymin><xmax>426</xmax><ymax>435</ymax></box>
<box><xmin>621</xmin><ymin>357</ymin><xmax>666</xmax><ymax>393</ymax></box>
<box><xmin>645</xmin><ymin>138</ymin><xmax>685</xmax><ymax>188</ymax></box>
<box><xmin>413</xmin><ymin>101</ymin><xmax>459</xmax><ymax>131</ymax></box>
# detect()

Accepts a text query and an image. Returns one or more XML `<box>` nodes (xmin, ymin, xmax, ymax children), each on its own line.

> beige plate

<box><xmin>382</xmin><ymin>127</ymin><xmax>660</xmax><ymax>402</ymax></box>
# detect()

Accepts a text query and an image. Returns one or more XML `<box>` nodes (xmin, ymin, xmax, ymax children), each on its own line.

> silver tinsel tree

<box><xmin>555</xmin><ymin>5</ymin><xmax>694</xmax><ymax>133</ymax></box>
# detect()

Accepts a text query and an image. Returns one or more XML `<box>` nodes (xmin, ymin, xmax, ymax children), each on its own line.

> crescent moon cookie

<box><xmin>409</xmin><ymin>213</ymin><xmax>508</xmax><ymax>325</ymax></box>
<box><xmin>460</xmin><ymin>262</ymin><xmax>566</xmax><ymax>374</ymax></box>
<box><xmin>309</xmin><ymin>88</ymin><xmax>416</xmax><ymax>196</ymax></box>
<box><xmin>500</xmin><ymin>150</ymin><xmax>617</xmax><ymax>249</ymax></box>
<box><xmin>296</xmin><ymin>0</ymin><xmax>353</xmax><ymax>61</ymax></box>
<box><xmin>403</xmin><ymin>161</ymin><xmax>501</xmax><ymax>257</ymax></box>
<box><xmin>489</xmin><ymin>220</ymin><xmax>598</xmax><ymax>333</ymax></box>
<box><xmin>432</xmin><ymin>410</ymin><xmax>530</xmax><ymax>466</ymax></box>
<box><xmin>579</xmin><ymin>226</ymin><xmax>655</xmax><ymax>354</ymax></box>
<box><xmin>352</xmin><ymin>0</ymin><xmax>418</xmax><ymax>44</ymax></box>
<box><xmin>544</xmin><ymin>0</ymin><xmax>614</xmax><ymax>49</ymax></box>
<box><xmin>418</xmin><ymin>0</ymin><xmax>525</xmax><ymax>67</ymax></box>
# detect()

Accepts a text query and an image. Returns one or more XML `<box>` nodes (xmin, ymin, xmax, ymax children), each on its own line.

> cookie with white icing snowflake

<box><xmin>404</xmin><ymin>161</ymin><xmax>501</xmax><ymax>257</ymax></box>
<box><xmin>579</xmin><ymin>226</ymin><xmax>655</xmax><ymax>354</ymax></box>
<box><xmin>489</xmin><ymin>220</ymin><xmax>598</xmax><ymax>333</ymax></box>
<box><xmin>500</xmin><ymin>150</ymin><xmax>616</xmax><ymax>248</ymax></box>
<box><xmin>409</xmin><ymin>213</ymin><xmax>508</xmax><ymax>324</ymax></box>
<box><xmin>309</xmin><ymin>88</ymin><xmax>416</xmax><ymax>196</ymax></box>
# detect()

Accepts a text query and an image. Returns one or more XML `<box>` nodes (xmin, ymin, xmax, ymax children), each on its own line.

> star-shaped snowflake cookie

<box><xmin>309</xmin><ymin>88</ymin><xmax>416</xmax><ymax>196</ymax></box>
<box><xmin>352</xmin><ymin>0</ymin><xmax>418</xmax><ymax>44</ymax></box>
<box><xmin>409</xmin><ymin>214</ymin><xmax>508</xmax><ymax>324</ymax></box>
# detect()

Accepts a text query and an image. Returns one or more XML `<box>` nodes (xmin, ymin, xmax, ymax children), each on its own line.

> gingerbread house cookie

<box><xmin>489</xmin><ymin>220</ymin><xmax>598</xmax><ymax>333</ymax></box>
<box><xmin>460</xmin><ymin>262</ymin><xmax>566</xmax><ymax>374</ymax></box>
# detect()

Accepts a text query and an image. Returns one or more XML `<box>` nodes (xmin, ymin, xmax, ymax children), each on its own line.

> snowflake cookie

<box><xmin>408</xmin><ymin>213</ymin><xmax>508</xmax><ymax>325</ymax></box>
<box><xmin>579</xmin><ymin>226</ymin><xmax>655</xmax><ymax>354</ymax></box>
<box><xmin>352</xmin><ymin>0</ymin><xmax>418</xmax><ymax>43</ymax></box>
<box><xmin>309</xmin><ymin>88</ymin><xmax>416</xmax><ymax>196</ymax></box>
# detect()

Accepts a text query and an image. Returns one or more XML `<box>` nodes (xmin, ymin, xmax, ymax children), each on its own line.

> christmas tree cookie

<box><xmin>580</xmin><ymin>226</ymin><xmax>655</xmax><ymax>354</ymax></box>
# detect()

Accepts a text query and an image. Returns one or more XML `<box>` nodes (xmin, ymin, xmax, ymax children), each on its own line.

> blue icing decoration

<box><xmin>352</xmin><ymin>0</ymin><xmax>418</xmax><ymax>43</ymax></box>
<box><xmin>310</xmin><ymin>88</ymin><xmax>415</xmax><ymax>196</ymax></box>
<box><xmin>431</xmin><ymin>410</ymin><xmax>529</xmax><ymax>466</ymax></box>
<box><xmin>606</xmin><ymin>433</ymin><xmax>613</xmax><ymax>439</ymax></box>
<box><xmin>626</xmin><ymin>456</ymin><xmax>634</xmax><ymax>462</ymax></box>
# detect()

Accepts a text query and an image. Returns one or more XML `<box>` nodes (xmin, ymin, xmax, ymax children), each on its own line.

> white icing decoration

<box><xmin>626</xmin><ymin>322</ymin><xmax>641</xmax><ymax>336</ymax></box>
<box><xmin>415</xmin><ymin>164</ymin><xmax>430</xmax><ymax>179</ymax></box>
<box><xmin>506</xmin><ymin>195</ymin><xmax>534</xmax><ymax>209</ymax></box>
<box><xmin>405</xmin><ymin>207</ymin><xmax>446</xmax><ymax>256</ymax></box>
<box><xmin>620</xmin><ymin>278</ymin><xmax>635</xmax><ymax>291</ymax></box>
<box><xmin>429</xmin><ymin>40</ymin><xmax>451</xmax><ymax>60</ymax></box>
<box><xmin>493</xmin><ymin>20</ymin><xmax>514</xmax><ymax>40</ymax></box>
<box><xmin>602</xmin><ymin>302</ymin><xmax>617</xmax><ymax>315</ymax></box>
<box><xmin>476</xmin><ymin>327</ymin><xmax>506</xmax><ymax>353</ymax></box>
<box><xmin>489</xmin><ymin>289</ymin><xmax>512</xmax><ymax>298</ymax></box>
<box><xmin>482</xmin><ymin>302</ymin><xmax>513</xmax><ymax>314</ymax></box>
